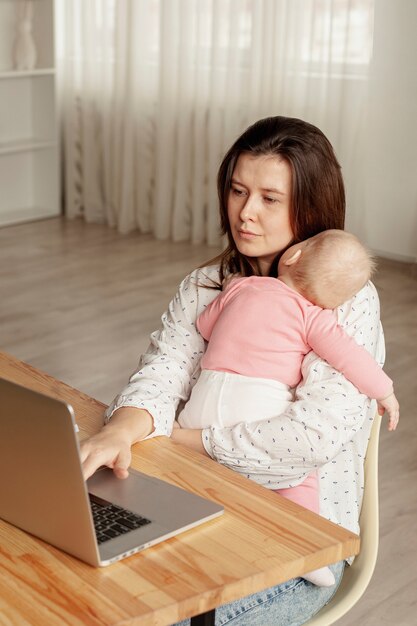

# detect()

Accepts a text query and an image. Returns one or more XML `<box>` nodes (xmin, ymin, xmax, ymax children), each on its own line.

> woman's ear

<box><xmin>283</xmin><ymin>248</ymin><xmax>302</xmax><ymax>266</ymax></box>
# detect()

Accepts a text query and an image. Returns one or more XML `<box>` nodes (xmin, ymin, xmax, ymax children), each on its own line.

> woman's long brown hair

<box><xmin>206</xmin><ymin>116</ymin><xmax>345</xmax><ymax>285</ymax></box>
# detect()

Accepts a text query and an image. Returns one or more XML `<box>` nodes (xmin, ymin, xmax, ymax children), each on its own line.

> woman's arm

<box><xmin>81</xmin><ymin>407</ymin><xmax>154</xmax><ymax>480</ymax></box>
<box><xmin>199</xmin><ymin>282</ymin><xmax>385</xmax><ymax>490</ymax></box>
<box><xmin>104</xmin><ymin>267</ymin><xmax>219</xmax><ymax>435</ymax></box>
<box><xmin>171</xmin><ymin>423</ymin><xmax>207</xmax><ymax>455</ymax></box>
<box><xmin>80</xmin><ymin>267</ymin><xmax>220</xmax><ymax>479</ymax></box>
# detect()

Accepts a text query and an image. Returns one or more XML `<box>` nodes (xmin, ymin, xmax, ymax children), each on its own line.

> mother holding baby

<box><xmin>81</xmin><ymin>116</ymin><xmax>385</xmax><ymax>625</ymax></box>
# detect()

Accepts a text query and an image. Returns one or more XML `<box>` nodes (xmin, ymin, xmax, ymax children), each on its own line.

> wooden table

<box><xmin>0</xmin><ymin>352</ymin><xmax>360</xmax><ymax>625</ymax></box>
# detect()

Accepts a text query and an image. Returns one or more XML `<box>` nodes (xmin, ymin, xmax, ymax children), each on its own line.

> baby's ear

<box><xmin>283</xmin><ymin>249</ymin><xmax>302</xmax><ymax>266</ymax></box>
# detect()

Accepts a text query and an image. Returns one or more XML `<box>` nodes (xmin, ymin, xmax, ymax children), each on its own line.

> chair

<box><xmin>305</xmin><ymin>413</ymin><xmax>382</xmax><ymax>625</ymax></box>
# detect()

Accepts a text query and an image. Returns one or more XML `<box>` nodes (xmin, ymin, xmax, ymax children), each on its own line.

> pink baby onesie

<box><xmin>198</xmin><ymin>276</ymin><xmax>392</xmax><ymax>399</ymax></box>
<box><xmin>196</xmin><ymin>276</ymin><xmax>392</xmax><ymax>515</ymax></box>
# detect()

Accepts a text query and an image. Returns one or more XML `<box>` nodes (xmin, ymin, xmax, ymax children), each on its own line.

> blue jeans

<box><xmin>174</xmin><ymin>560</ymin><xmax>345</xmax><ymax>626</ymax></box>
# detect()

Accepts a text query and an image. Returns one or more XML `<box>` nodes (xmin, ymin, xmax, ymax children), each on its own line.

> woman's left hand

<box><xmin>171</xmin><ymin>425</ymin><xmax>208</xmax><ymax>456</ymax></box>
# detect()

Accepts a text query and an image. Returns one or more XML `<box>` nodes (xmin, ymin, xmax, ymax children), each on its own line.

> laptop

<box><xmin>0</xmin><ymin>377</ymin><xmax>224</xmax><ymax>566</ymax></box>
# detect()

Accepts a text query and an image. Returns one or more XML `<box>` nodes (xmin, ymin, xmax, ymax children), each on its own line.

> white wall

<box><xmin>364</xmin><ymin>0</ymin><xmax>417</xmax><ymax>262</ymax></box>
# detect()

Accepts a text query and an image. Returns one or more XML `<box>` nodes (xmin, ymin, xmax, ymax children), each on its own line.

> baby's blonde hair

<box><xmin>291</xmin><ymin>230</ymin><xmax>376</xmax><ymax>309</ymax></box>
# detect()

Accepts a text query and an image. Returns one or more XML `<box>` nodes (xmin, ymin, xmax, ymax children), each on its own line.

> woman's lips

<box><xmin>238</xmin><ymin>229</ymin><xmax>259</xmax><ymax>239</ymax></box>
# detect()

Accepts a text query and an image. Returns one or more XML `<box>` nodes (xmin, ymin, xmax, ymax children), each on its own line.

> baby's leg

<box><xmin>276</xmin><ymin>473</ymin><xmax>336</xmax><ymax>587</ymax></box>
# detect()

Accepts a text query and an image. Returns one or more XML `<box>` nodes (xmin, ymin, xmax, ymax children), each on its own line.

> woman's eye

<box><xmin>231</xmin><ymin>187</ymin><xmax>245</xmax><ymax>196</ymax></box>
<box><xmin>264</xmin><ymin>196</ymin><xmax>278</xmax><ymax>204</ymax></box>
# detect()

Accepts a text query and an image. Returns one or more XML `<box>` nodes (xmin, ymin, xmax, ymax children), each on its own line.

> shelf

<box><xmin>0</xmin><ymin>148</ymin><xmax>60</xmax><ymax>226</ymax></box>
<box><xmin>0</xmin><ymin>138</ymin><xmax>57</xmax><ymax>156</ymax></box>
<box><xmin>0</xmin><ymin>0</ymin><xmax>59</xmax><ymax>227</ymax></box>
<box><xmin>0</xmin><ymin>68</ymin><xmax>55</xmax><ymax>80</ymax></box>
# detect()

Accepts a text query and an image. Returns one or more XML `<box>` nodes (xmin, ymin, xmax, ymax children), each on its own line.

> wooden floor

<box><xmin>1</xmin><ymin>217</ymin><xmax>415</xmax><ymax>625</ymax></box>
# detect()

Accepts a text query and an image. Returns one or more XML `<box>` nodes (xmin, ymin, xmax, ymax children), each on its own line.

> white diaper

<box><xmin>178</xmin><ymin>369</ymin><xmax>294</xmax><ymax>429</ymax></box>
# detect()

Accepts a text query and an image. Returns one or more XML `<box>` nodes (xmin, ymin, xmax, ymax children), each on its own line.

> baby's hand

<box><xmin>377</xmin><ymin>391</ymin><xmax>400</xmax><ymax>431</ymax></box>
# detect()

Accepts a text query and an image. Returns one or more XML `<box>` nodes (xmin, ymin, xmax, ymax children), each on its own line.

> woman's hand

<box><xmin>171</xmin><ymin>425</ymin><xmax>208</xmax><ymax>456</ymax></box>
<box><xmin>80</xmin><ymin>407</ymin><xmax>154</xmax><ymax>480</ymax></box>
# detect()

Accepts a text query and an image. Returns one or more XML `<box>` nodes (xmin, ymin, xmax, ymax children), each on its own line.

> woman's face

<box><xmin>227</xmin><ymin>153</ymin><xmax>294</xmax><ymax>275</ymax></box>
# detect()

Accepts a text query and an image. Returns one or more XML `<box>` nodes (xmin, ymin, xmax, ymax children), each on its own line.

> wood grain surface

<box><xmin>0</xmin><ymin>351</ymin><xmax>359</xmax><ymax>626</ymax></box>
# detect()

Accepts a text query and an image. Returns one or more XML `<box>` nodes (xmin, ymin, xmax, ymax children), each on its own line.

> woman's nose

<box><xmin>239</xmin><ymin>195</ymin><xmax>257</xmax><ymax>222</ymax></box>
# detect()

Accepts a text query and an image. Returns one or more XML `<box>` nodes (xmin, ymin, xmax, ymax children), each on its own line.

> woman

<box><xmin>81</xmin><ymin>116</ymin><xmax>384</xmax><ymax>625</ymax></box>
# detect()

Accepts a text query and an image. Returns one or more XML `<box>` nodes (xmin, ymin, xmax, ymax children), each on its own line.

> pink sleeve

<box><xmin>306</xmin><ymin>308</ymin><xmax>392</xmax><ymax>399</ymax></box>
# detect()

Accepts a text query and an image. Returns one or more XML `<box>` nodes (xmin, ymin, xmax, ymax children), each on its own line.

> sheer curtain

<box><xmin>57</xmin><ymin>0</ymin><xmax>396</xmax><ymax>250</ymax></box>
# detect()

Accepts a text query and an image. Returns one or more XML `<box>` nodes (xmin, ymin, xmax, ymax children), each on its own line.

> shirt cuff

<box><xmin>104</xmin><ymin>397</ymin><xmax>173</xmax><ymax>439</ymax></box>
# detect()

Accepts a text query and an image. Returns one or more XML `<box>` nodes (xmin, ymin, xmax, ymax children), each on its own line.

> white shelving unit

<box><xmin>0</xmin><ymin>0</ymin><xmax>59</xmax><ymax>226</ymax></box>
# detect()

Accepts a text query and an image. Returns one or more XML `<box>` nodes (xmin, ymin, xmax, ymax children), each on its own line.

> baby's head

<box><xmin>278</xmin><ymin>230</ymin><xmax>376</xmax><ymax>309</ymax></box>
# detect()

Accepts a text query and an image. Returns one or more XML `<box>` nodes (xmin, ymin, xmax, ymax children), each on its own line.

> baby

<box><xmin>178</xmin><ymin>229</ymin><xmax>399</xmax><ymax>587</ymax></box>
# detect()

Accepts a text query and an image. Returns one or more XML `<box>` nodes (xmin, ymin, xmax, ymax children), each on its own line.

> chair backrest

<box><xmin>305</xmin><ymin>413</ymin><xmax>382</xmax><ymax>625</ymax></box>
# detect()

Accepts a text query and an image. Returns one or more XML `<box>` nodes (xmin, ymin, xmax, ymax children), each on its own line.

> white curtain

<box><xmin>56</xmin><ymin>0</ymin><xmax>416</xmax><ymax>258</ymax></box>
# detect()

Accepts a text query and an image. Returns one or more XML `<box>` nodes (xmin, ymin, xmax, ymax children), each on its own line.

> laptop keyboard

<box><xmin>89</xmin><ymin>494</ymin><xmax>152</xmax><ymax>545</ymax></box>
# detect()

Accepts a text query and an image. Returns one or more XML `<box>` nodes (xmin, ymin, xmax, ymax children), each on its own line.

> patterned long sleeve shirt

<box><xmin>105</xmin><ymin>265</ymin><xmax>385</xmax><ymax>536</ymax></box>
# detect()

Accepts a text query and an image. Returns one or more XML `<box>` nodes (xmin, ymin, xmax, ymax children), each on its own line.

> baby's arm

<box><xmin>377</xmin><ymin>391</ymin><xmax>400</xmax><ymax>431</ymax></box>
<box><xmin>306</xmin><ymin>307</ymin><xmax>399</xmax><ymax>429</ymax></box>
